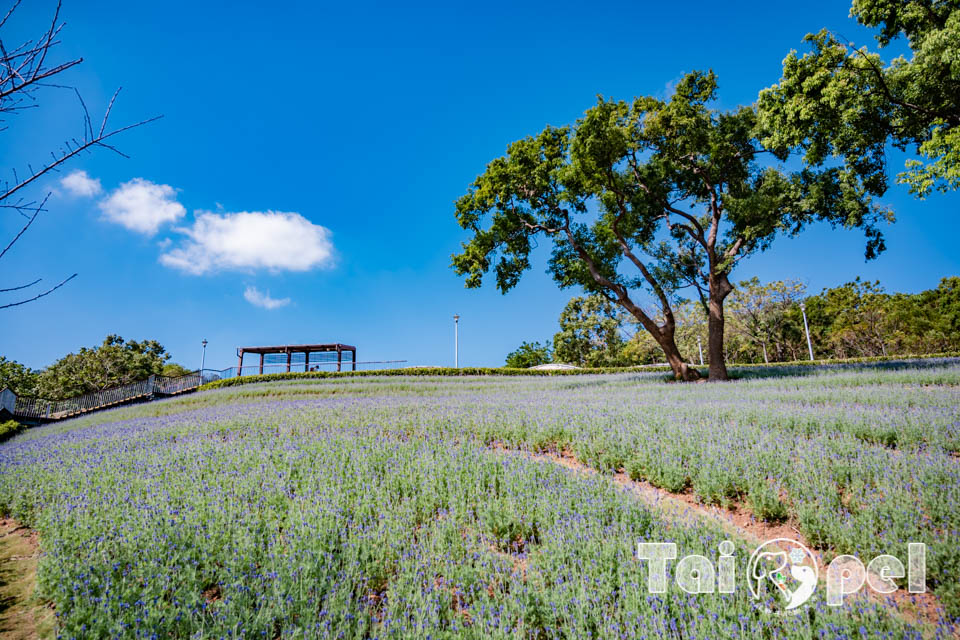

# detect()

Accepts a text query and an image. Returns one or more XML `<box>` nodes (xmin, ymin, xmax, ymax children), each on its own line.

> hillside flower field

<box><xmin>0</xmin><ymin>361</ymin><xmax>958</xmax><ymax>638</ymax></box>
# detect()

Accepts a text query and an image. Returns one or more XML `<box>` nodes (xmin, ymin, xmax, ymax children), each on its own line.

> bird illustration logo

<box><xmin>748</xmin><ymin>539</ymin><xmax>818</xmax><ymax>611</ymax></box>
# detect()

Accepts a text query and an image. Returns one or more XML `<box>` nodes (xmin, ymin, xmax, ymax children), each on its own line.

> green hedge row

<box><xmin>198</xmin><ymin>351</ymin><xmax>960</xmax><ymax>391</ymax></box>
<box><xmin>729</xmin><ymin>350</ymin><xmax>960</xmax><ymax>369</ymax></box>
<box><xmin>198</xmin><ymin>366</ymin><xmax>646</xmax><ymax>391</ymax></box>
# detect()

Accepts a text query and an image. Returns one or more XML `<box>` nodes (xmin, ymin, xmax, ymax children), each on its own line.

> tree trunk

<box><xmin>658</xmin><ymin>333</ymin><xmax>700</xmax><ymax>381</ymax></box>
<box><xmin>707</xmin><ymin>274</ymin><xmax>733</xmax><ymax>381</ymax></box>
<box><xmin>616</xmin><ymin>294</ymin><xmax>700</xmax><ymax>382</ymax></box>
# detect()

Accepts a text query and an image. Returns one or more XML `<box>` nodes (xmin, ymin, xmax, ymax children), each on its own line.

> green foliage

<box><xmin>552</xmin><ymin>295</ymin><xmax>628</xmax><ymax>367</ymax></box>
<box><xmin>746</xmin><ymin>480</ymin><xmax>790</xmax><ymax>523</ymax></box>
<box><xmin>35</xmin><ymin>335</ymin><xmax>171</xmax><ymax>400</ymax></box>
<box><xmin>161</xmin><ymin>363</ymin><xmax>193</xmax><ymax>378</ymax></box>
<box><xmin>727</xmin><ymin>278</ymin><xmax>807</xmax><ymax>363</ymax></box>
<box><xmin>453</xmin><ymin>70</ymin><xmax>887</xmax><ymax>380</ymax></box>
<box><xmin>803</xmin><ymin>276</ymin><xmax>960</xmax><ymax>359</ymax></box>
<box><xmin>619</xmin><ymin>300</ymin><xmax>708</xmax><ymax>366</ymax></box>
<box><xmin>0</xmin><ymin>419</ymin><xmax>24</xmax><ymax>442</ymax></box>
<box><xmin>504</xmin><ymin>341</ymin><xmax>552</xmax><ymax>368</ymax></box>
<box><xmin>481</xmin><ymin>496</ymin><xmax>541</xmax><ymax>551</ymax></box>
<box><xmin>758</xmin><ymin>1</ymin><xmax>960</xmax><ymax>197</ymax></box>
<box><xmin>0</xmin><ymin>357</ymin><xmax>38</xmax><ymax>395</ymax></box>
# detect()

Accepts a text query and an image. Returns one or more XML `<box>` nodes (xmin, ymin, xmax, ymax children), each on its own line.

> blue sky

<box><xmin>1</xmin><ymin>0</ymin><xmax>957</xmax><ymax>371</ymax></box>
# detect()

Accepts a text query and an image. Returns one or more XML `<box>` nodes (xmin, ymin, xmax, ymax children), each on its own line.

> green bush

<box><xmin>747</xmin><ymin>480</ymin><xmax>789</xmax><ymax>522</ymax></box>
<box><xmin>0</xmin><ymin>419</ymin><xmax>25</xmax><ymax>442</ymax></box>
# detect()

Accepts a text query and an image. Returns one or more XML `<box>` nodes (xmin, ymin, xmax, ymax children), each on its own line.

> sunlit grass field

<box><xmin>1</xmin><ymin>360</ymin><xmax>958</xmax><ymax>638</ymax></box>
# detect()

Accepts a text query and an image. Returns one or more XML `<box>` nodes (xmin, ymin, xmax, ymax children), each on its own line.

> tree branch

<box><xmin>663</xmin><ymin>203</ymin><xmax>706</xmax><ymax>244</ymax></box>
<box><xmin>0</xmin><ymin>193</ymin><xmax>48</xmax><ymax>261</ymax></box>
<box><xmin>0</xmin><ymin>273</ymin><xmax>75</xmax><ymax>309</ymax></box>
<box><xmin>0</xmin><ymin>277</ymin><xmax>40</xmax><ymax>292</ymax></box>
<box><xmin>841</xmin><ymin>34</ymin><xmax>960</xmax><ymax>127</ymax></box>
<box><xmin>559</xmin><ymin>213</ymin><xmax>666</xmax><ymax>339</ymax></box>
<box><xmin>0</xmin><ymin>113</ymin><xmax>162</xmax><ymax>205</ymax></box>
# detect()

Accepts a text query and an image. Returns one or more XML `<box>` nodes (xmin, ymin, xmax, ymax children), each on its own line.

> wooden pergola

<box><xmin>236</xmin><ymin>343</ymin><xmax>357</xmax><ymax>375</ymax></box>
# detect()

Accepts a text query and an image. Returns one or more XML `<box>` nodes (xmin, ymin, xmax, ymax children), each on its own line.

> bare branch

<box><xmin>0</xmin><ymin>0</ymin><xmax>24</xmax><ymax>31</ymax></box>
<box><xmin>98</xmin><ymin>86</ymin><xmax>121</xmax><ymax>137</ymax></box>
<box><xmin>0</xmin><ymin>273</ymin><xmax>76</xmax><ymax>309</ymax></box>
<box><xmin>0</xmin><ymin>114</ymin><xmax>162</xmax><ymax>204</ymax></box>
<box><xmin>0</xmin><ymin>192</ymin><xmax>48</xmax><ymax>261</ymax></box>
<box><xmin>0</xmin><ymin>277</ymin><xmax>40</xmax><ymax>292</ymax></box>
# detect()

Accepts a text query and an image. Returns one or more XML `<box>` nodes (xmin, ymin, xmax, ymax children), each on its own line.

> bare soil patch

<box><xmin>0</xmin><ymin>519</ymin><xmax>53</xmax><ymax>640</ymax></box>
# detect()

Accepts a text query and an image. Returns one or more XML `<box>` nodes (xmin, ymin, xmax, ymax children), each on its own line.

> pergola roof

<box><xmin>237</xmin><ymin>343</ymin><xmax>356</xmax><ymax>354</ymax></box>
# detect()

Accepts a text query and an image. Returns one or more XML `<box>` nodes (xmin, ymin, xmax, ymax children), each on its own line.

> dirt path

<box><xmin>491</xmin><ymin>443</ymin><xmax>955</xmax><ymax>636</ymax></box>
<box><xmin>0</xmin><ymin>519</ymin><xmax>52</xmax><ymax>640</ymax></box>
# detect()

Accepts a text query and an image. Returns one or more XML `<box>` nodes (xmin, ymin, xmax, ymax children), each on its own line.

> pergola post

<box><xmin>352</xmin><ymin>348</ymin><xmax>357</xmax><ymax>371</ymax></box>
<box><xmin>286</xmin><ymin>350</ymin><xmax>291</xmax><ymax>373</ymax></box>
<box><xmin>258</xmin><ymin>354</ymin><xmax>264</xmax><ymax>375</ymax></box>
<box><xmin>336</xmin><ymin>346</ymin><xmax>342</xmax><ymax>372</ymax></box>
<box><xmin>237</xmin><ymin>350</ymin><xmax>244</xmax><ymax>377</ymax></box>
<box><xmin>304</xmin><ymin>351</ymin><xmax>310</xmax><ymax>372</ymax></box>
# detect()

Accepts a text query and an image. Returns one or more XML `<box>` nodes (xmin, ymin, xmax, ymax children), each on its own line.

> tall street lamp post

<box><xmin>453</xmin><ymin>315</ymin><xmax>460</xmax><ymax>368</ymax></box>
<box><xmin>201</xmin><ymin>339</ymin><xmax>208</xmax><ymax>374</ymax></box>
<box><xmin>799</xmin><ymin>303</ymin><xmax>814</xmax><ymax>361</ymax></box>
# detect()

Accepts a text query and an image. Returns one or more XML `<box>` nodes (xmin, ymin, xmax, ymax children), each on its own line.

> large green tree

<box><xmin>453</xmin><ymin>71</ymin><xmax>886</xmax><ymax>381</ymax></box>
<box><xmin>552</xmin><ymin>295</ymin><xmax>628</xmax><ymax>367</ymax></box>
<box><xmin>504</xmin><ymin>341</ymin><xmax>552</xmax><ymax>368</ymax></box>
<box><xmin>36</xmin><ymin>335</ymin><xmax>172</xmax><ymax>400</ymax></box>
<box><xmin>0</xmin><ymin>357</ymin><xmax>39</xmax><ymax>396</ymax></box>
<box><xmin>802</xmin><ymin>276</ymin><xmax>960</xmax><ymax>358</ymax></box>
<box><xmin>727</xmin><ymin>278</ymin><xmax>807</xmax><ymax>363</ymax></box>
<box><xmin>884</xmin><ymin>276</ymin><xmax>960</xmax><ymax>353</ymax></box>
<box><xmin>758</xmin><ymin>0</ymin><xmax>960</xmax><ymax>198</ymax></box>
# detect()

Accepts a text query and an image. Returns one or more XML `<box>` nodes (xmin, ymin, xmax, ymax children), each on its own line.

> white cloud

<box><xmin>60</xmin><ymin>170</ymin><xmax>102</xmax><ymax>197</ymax></box>
<box><xmin>159</xmin><ymin>210</ymin><xmax>335</xmax><ymax>275</ymax></box>
<box><xmin>243</xmin><ymin>286</ymin><xmax>291</xmax><ymax>310</ymax></box>
<box><xmin>99</xmin><ymin>178</ymin><xmax>186</xmax><ymax>235</ymax></box>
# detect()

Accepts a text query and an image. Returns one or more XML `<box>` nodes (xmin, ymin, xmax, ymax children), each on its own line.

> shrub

<box><xmin>0</xmin><ymin>419</ymin><xmax>25</xmax><ymax>442</ymax></box>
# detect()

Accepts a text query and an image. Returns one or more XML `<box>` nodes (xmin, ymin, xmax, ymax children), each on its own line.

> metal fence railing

<box><xmin>9</xmin><ymin>371</ymin><xmax>206</xmax><ymax>421</ymax></box>
<box><xmin>4</xmin><ymin>359</ymin><xmax>410</xmax><ymax>422</ymax></box>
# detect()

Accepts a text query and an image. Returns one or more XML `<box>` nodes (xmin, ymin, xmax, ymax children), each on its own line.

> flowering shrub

<box><xmin>0</xmin><ymin>359</ymin><xmax>958</xmax><ymax>636</ymax></box>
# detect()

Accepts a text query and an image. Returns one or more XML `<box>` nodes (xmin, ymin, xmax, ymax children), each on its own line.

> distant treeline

<box><xmin>507</xmin><ymin>277</ymin><xmax>960</xmax><ymax>367</ymax></box>
<box><xmin>0</xmin><ymin>335</ymin><xmax>192</xmax><ymax>400</ymax></box>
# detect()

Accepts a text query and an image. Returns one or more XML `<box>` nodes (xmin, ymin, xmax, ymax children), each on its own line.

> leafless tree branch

<box><xmin>0</xmin><ymin>277</ymin><xmax>40</xmax><ymax>292</ymax></box>
<box><xmin>0</xmin><ymin>1</ymin><xmax>160</xmax><ymax>308</ymax></box>
<box><xmin>0</xmin><ymin>273</ymin><xmax>76</xmax><ymax>309</ymax></box>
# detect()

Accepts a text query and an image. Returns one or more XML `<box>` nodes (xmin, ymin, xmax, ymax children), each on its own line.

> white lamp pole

<box><xmin>453</xmin><ymin>314</ymin><xmax>460</xmax><ymax>368</ymax></box>
<box><xmin>800</xmin><ymin>302</ymin><xmax>814</xmax><ymax>361</ymax></box>
<box><xmin>201</xmin><ymin>339</ymin><xmax>208</xmax><ymax>373</ymax></box>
